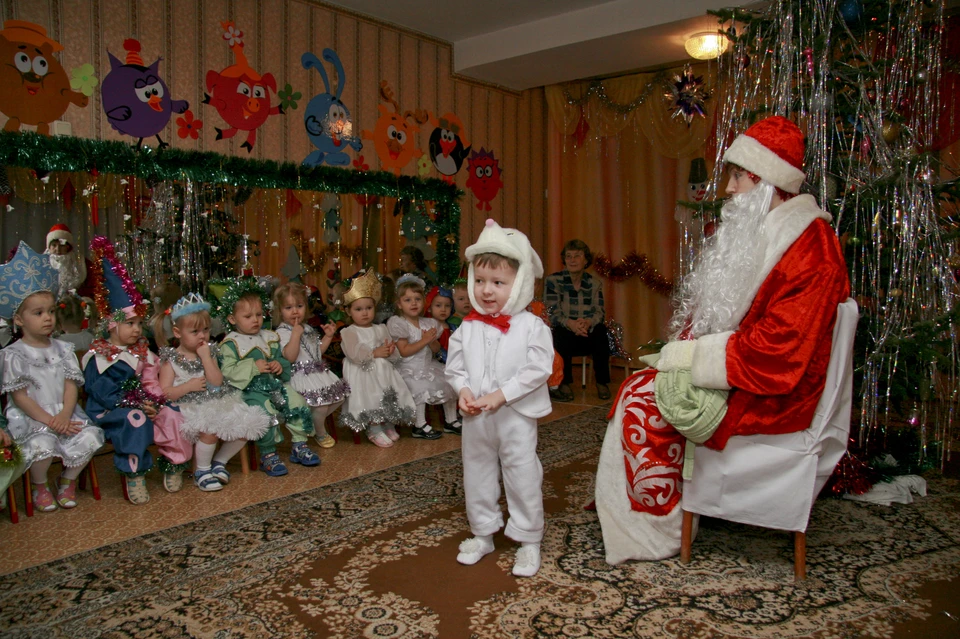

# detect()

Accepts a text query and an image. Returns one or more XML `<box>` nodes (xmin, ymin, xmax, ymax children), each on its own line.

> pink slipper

<box><xmin>32</xmin><ymin>482</ymin><xmax>58</xmax><ymax>512</ymax></box>
<box><xmin>57</xmin><ymin>476</ymin><xmax>78</xmax><ymax>509</ymax></box>
<box><xmin>385</xmin><ymin>426</ymin><xmax>400</xmax><ymax>441</ymax></box>
<box><xmin>368</xmin><ymin>432</ymin><xmax>394</xmax><ymax>448</ymax></box>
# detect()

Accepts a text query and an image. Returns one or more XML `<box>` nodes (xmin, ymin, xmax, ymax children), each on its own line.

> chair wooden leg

<box><xmin>794</xmin><ymin>531</ymin><xmax>807</xmax><ymax>581</ymax></box>
<box><xmin>86</xmin><ymin>462</ymin><xmax>101</xmax><ymax>500</ymax></box>
<box><xmin>353</xmin><ymin>430</ymin><xmax>363</xmax><ymax>445</ymax></box>
<box><xmin>6</xmin><ymin>484</ymin><xmax>17</xmax><ymax>524</ymax></box>
<box><xmin>247</xmin><ymin>441</ymin><xmax>258</xmax><ymax>472</ymax></box>
<box><xmin>239</xmin><ymin>445</ymin><xmax>250</xmax><ymax>474</ymax></box>
<box><xmin>23</xmin><ymin>476</ymin><xmax>34</xmax><ymax>517</ymax></box>
<box><xmin>680</xmin><ymin>510</ymin><xmax>694</xmax><ymax>564</ymax></box>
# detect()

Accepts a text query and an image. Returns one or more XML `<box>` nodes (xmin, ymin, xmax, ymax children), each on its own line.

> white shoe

<box><xmin>456</xmin><ymin>536</ymin><xmax>495</xmax><ymax>565</ymax></box>
<box><xmin>163</xmin><ymin>472</ymin><xmax>183</xmax><ymax>493</ymax></box>
<box><xmin>124</xmin><ymin>476</ymin><xmax>150</xmax><ymax>505</ymax></box>
<box><xmin>512</xmin><ymin>545</ymin><xmax>541</xmax><ymax>577</ymax></box>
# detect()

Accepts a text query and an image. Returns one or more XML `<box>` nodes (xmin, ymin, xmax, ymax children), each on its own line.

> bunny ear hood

<box><xmin>465</xmin><ymin>218</ymin><xmax>543</xmax><ymax>317</ymax></box>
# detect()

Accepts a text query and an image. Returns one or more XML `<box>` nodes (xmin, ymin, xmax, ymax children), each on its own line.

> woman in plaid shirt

<box><xmin>543</xmin><ymin>240</ymin><xmax>611</xmax><ymax>401</ymax></box>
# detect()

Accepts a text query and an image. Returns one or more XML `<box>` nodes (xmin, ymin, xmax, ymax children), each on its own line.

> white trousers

<box><xmin>461</xmin><ymin>406</ymin><xmax>544</xmax><ymax>543</ymax></box>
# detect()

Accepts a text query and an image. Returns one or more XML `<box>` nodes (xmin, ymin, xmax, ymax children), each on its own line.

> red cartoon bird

<box><xmin>203</xmin><ymin>22</ymin><xmax>281</xmax><ymax>152</ymax></box>
<box><xmin>465</xmin><ymin>148</ymin><xmax>503</xmax><ymax>211</ymax></box>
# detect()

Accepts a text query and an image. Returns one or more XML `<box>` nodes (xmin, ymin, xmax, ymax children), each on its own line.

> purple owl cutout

<box><xmin>100</xmin><ymin>39</ymin><xmax>188</xmax><ymax>149</ymax></box>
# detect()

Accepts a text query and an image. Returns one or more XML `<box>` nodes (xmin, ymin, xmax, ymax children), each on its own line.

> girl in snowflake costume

<box><xmin>214</xmin><ymin>278</ymin><xmax>319</xmax><ymax>477</ymax></box>
<box><xmin>273</xmin><ymin>283</ymin><xmax>350</xmax><ymax>449</ymax></box>
<box><xmin>338</xmin><ymin>270</ymin><xmax>416</xmax><ymax>448</ymax></box>
<box><xmin>157</xmin><ymin>294</ymin><xmax>271</xmax><ymax>491</ymax></box>
<box><xmin>388</xmin><ymin>275</ymin><xmax>460</xmax><ymax>438</ymax></box>
<box><xmin>0</xmin><ymin>242</ymin><xmax>104</xmax><ymax>511</ymax></box>
<box><xmin>82</xmin><ymin>237</ymin><xmax>192</xmax><ymax>504</ymax></box>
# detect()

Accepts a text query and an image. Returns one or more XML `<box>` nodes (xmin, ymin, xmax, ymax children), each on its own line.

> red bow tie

<box><xmin>464</xmin><ymin>310</ymin><xmax>511</xmax><ymax>333</ymax></box>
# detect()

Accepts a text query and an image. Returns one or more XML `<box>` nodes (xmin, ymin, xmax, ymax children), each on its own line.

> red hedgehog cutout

<box><xmin>465</xmin><ymin>147</ymin><xmax>503</xmax><ymax>211</ymax></box>
<box><xmin>203</xmin><ymin>21</ymin><xmax>282</xmax><ymax>152</ymax></box>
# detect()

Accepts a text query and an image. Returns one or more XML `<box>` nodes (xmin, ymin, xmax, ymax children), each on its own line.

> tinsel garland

<box><xmin>562</xmin><ymin>73</ymin><xmax>666</xmax><ymax>114</ymax></box>
<box><xmin>0</xmin><ymin>441</ymin><xmax>23</xmax><ymax>469</ymax></box>
<box><xmin>0</xmin><ymin>131</ymin><xmax>464</xmax><ymax>284</ymax></box>
<box><xmin>207</xmin><ymin>277</ymin><xmax>272</xmax><ymax>321</ymax></box>
<box><xmin>117</xmin><ymin>378</ymin><xmax>167</xmax><ymax>411</ymax></box>
<box><xmin>826</xmin><ymin>451</ymin><xmax>874</xmax><ymax>497</ymax></box>
<box><xmin>592</xmin><ymin>251</ymin><xmax>674</xmax><ymax>297</ymax></box>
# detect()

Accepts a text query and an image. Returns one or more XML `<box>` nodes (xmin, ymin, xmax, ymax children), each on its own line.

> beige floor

<box><xmin>0</xmin><ymin>365</ymin><xmax>625</xmax><ymax>575</ymax></box>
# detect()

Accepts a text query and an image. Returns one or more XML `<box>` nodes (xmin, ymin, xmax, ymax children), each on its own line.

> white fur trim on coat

<box><xmin>724</xmin><ymin>135</ymin><xmax>807</xmax><ymax>194</ymax></box>
<box><xmin>691</xmin><ymin>331</ymin><xmax>733</xmax><ymax>390</ymax></box>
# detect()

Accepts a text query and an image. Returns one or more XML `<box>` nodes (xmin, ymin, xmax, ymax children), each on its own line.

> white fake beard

<box><xmin>48</xmin><ymin>253</ymin><xmax>85</xmax><ymax>293</ymax></box>
<box><xmin>668</xmin><ymin>181</ymin><xmax>775</xmax><ymax>339</ymax></box>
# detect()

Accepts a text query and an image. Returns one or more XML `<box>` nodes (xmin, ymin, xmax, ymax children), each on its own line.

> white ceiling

<box><xmin>322</xmin><ymin>0</ymin><xmax>741</xmax><ymax>90</ymax></box>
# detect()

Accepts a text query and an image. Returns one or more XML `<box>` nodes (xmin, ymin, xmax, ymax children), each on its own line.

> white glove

<box><xmin>657</xmin><ymin>340</ymin><xmax>696</xmax><ymax>371</ymax></box>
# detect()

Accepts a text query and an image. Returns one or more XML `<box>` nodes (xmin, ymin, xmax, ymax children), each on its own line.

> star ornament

<box><xmin>665</xmin><ymin>65</ymin><xmax>710</xmax><ymax>126</ymax></box>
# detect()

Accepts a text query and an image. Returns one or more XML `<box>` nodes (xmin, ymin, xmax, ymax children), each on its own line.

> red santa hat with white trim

<box><xmin>722</xmin><ymin>116</ymin><xmax>807</xmax><ymax>194</ymax></box>
<box><xmin>46</xmin><ymin>223</ymin><xmax>74</xmax><ymax>248</ymax></box>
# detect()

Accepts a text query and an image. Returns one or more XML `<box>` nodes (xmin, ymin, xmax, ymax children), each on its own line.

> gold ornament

<box><xmin>889</xmin><ymin>288</ymin><xmax>903</xmax><ymax>298</ymax></box>
<box><xmin>881</xmin><ymin>121</ymin><xmax>901</xmax><ymax>143</ymax></box>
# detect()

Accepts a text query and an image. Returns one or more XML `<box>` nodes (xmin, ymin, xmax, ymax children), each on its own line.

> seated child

<box><xmin>388</xmin><ymin>275</ymin><xmax>460</xmax><ymax>438</ymax></box>
<box><xmin>424</xmin><ymin>286</ymin><xmax>455</xmax><ymax>364</ymax></box>
<box><xmin>449</xmin><ymin>279</ymin><xmax>471</xmax><ymax>328</ymax></box>
<box><xmin>0</xmin><ymin>243</ymin><xmax>104</xmax><ymax>511</ymax></box>
<box><xmin>274</xmin><ymin>282</ymin><xmax>350</xmax><ymax>448</ymax></box>
<box><xmin>446</xmin><ymin>220</ymin><xmax>554</xmax><ymax>577</ymax></box>
<box><xmin>216</xmin><ymin>279</ymin><xmax>318</xmax><ymax>477</ymax></box>
<box><xmin>338</xmin><ymin>270</ymin><xmax>416</xmax><ymax>447</ymax></box>
<box><xmin>157</xmin><ymin>294</ymin><xmax>271</xmax><ymax>491</ymax></box>
<box><xmin>55</xmin><ymin>293</ymin><xmax>94</xmax><ymax>352</ymax></box>
<box><xmin>83</xmin><ymin>237</ymin><xmax>192</xmax><ymax>503</ymax></box>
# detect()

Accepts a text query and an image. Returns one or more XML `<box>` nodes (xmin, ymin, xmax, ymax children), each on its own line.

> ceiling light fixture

<box><xmin>684</xmin><ymin>32</ymin><xmax>729</xmax><ymax>60</ymax></box>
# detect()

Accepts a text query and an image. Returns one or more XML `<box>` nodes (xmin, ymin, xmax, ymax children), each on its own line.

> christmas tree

<box><xmin>705</xmin><ymin>0</ymin><xmax>959</xmax><ymax>473</ymax></box>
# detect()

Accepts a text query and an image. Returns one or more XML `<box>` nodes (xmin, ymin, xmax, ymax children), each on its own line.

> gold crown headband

<box><xmin>343</xmin><ymin>269</ymin><xmax>382</xmax><ymax>306</ymax></box>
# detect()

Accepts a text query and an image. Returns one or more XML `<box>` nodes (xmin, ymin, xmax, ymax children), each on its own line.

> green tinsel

<box><xmin>207</xmin><ymin>277</ymin><xmax>271</xmax><ymax>321</ymax></box>
<box><xmin>0</xmin><ymin>131</ymin><xmax>464</xmax><ymax>284</ymax></box>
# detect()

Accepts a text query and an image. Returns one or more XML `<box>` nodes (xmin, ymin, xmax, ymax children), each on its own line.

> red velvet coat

<box><xmin>703</xmin><ymin>216</ymin><xmax>850</xmax><ymax>449</ymax></box>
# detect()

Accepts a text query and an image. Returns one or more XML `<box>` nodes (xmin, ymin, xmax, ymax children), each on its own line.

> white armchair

<box><xmin>679</xmin><ymin>298</ymin><xmax>859</xmax><ymax>580</ymax></box>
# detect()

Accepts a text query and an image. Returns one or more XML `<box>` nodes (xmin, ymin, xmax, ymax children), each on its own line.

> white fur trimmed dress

<box><xmin>275</xmin><ymin>324</ymin><xmax>351</xmax><ymax>407</ymax></box>
<box><xmin>1</xmin><ymin>339</ymin><xmax>104</xmax><ymax>468</ymax></box>
<box><xmin>338</xmin><ymin>324</ymin><xmax>415</xmax><ymax>432</ymax></box>
<box><xmin>386</xmin><ymin>316</ymin><xmax>456</xmax><ymax>405</ymax></box>
<box><xmin>160</xmin><ymin>347</ymin><xmax>271</xmax><ymax>443</ymax></box>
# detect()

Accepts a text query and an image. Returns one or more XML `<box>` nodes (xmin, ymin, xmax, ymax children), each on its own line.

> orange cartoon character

<box><xmin>203</xmin><ymin>22</ymin><xmax>282</xmax><ymax>153</ymax></box>
<box><xmin>360</xmin><ymin>80</ymin><xmax>429</xmax><ymax>175</ymax></box>
<box><xmin>0</xmin><ymin>20</ymin><xmax>89</xmax><ymax>134</ymax></box>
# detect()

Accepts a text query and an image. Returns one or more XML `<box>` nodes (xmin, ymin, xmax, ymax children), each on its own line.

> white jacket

<box><xmin>445</xmin><ymin>311</ymin><xmax>554</xmax><ymax>419</ymax></box>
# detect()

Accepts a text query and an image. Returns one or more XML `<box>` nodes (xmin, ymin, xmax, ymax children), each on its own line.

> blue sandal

<box><xmin>210</xmin><ymin>460</ymin><xmax>231</xmax><ymax>485</ymax></box>
<box><xmin>194</xmin><ymin>470</ymin><xmax>223</xmax><ymax>492</ymax></box>
<box><xmin>260</xmin><ymin>452</ymin><xmax>289</xmax><ymax>477</ymax></box>
<box><xmin>289</xmin><ymin>442</ymin><xmax>321</xmax><ymax>467</ymax></box>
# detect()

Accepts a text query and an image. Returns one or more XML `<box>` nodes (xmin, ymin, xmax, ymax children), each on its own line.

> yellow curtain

<box><xmin>545</xmin><ymin>64</ymin><xmax>717</xmax><ymax>358</ymax></box>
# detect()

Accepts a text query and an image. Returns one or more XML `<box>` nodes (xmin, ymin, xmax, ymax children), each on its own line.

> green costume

<box><xmin>220</xmin><ymin>330</ymin><xmax>314</xmax><ymax>456</ymax></box>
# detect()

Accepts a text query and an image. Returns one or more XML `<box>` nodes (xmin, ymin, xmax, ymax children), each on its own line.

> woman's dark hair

<box><xmin>561</xmin><ymin>239</ymin><xmax>593</xmax><ymax>269</ymax></box>
<box><xmin>400</xmin><ymin>245</ymin><xmax>428</xmax><ymax>272</ymax></box>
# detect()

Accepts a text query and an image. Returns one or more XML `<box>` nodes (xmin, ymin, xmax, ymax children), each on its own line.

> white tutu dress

<box><xmin>160</xmin><ymin>346</ymin><xmax>272</xmax><ymax>442</ymax></box>
<box><xmin>0</xmin><ymin>339</ymin><xmax>104</xmax><ymax>468</ymax></box>
<box><xmin>386</xmin><ymin>316</ymin><xmax>456</xmax><ymax>405</ymax></box>
<box><xmin>338</xmin><ymin>324</ymin><xmax>415</xmax><ymax>432</ymax></box>
<box><xmin>275</xmin><ymin>323</ymin><xmax>350</xmax><ymax>407</ymax></box>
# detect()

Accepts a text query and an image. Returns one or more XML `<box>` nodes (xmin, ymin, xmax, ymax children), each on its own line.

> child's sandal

<box><xmin>289</xmin><ymin>442</ymin><xmax>321</xmax><ymax>467</ymax></box>
<box><xmin>32</xmin><ymin>482</ymin><xmax>58</xmax><ymax>512</ymax></box>
<box><xmin>368</xmin><ymin>432</ymin><xmax>394</xmax><ymax>448</ymax></box>
<box><xmin>56</xmin><ymin>476</ymin><xmax>78</xmax><ymax>509</ymax></box>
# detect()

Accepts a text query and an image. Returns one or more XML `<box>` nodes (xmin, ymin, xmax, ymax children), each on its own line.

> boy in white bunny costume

<box><xmin>445</xmin><ymin>219</ymin><xmax>555</xmax><ymax>577</ymax></box>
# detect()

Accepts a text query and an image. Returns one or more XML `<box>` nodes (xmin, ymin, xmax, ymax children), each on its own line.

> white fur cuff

<box><xmin>724</xmin><ymin>135</ymin><xmax>806</xmax><ymax>194</ymax></box>
<box><xmin>691</xmin><ymin>331</ymin><xmax>733</xmax><ymax>390</ymax></box>
<box><xmin>658</xmin><ymin>340</ymin><xmax>696</xmax><ymax>371</ymax></box>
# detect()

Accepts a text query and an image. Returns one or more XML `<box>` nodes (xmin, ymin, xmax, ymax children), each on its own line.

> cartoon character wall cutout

<box><xmin>302</xmin><ymin>49</ymin><xmax>361</xmax><ymax>167</ymax></box>
<box><xmin>101</xmin><ymin>39</ymin><xmax>189</xmax><ymax>148</ymax></box>
<box><xmin>0</xmin><ymin>20</ymin><xmax>90</xmax><ymax>134</ymax></box>
<box><xmin>361</xmin><ymin>80</ymin><xmax>429</xmax><ymax>175</ymax></box>
<box><xmin>428</xmin><ymin>112</ymin><xmax>471</xmax><ymax>183</ymax></box>
<box><xmin>204</xmin><ymin>22</ymin><xmax>282</xmax><ymax>153</ymax></box>
<box><xmin>465</xmin><ymin>148</ymin><xmax>503</xmax><ymax>211</ymax></box>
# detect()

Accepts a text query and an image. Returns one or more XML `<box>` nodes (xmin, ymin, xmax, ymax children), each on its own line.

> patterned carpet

<box><xmin>1</xmin><ymin>407</ymin><xmax>958</xmax><ymax>638</ymax></box>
